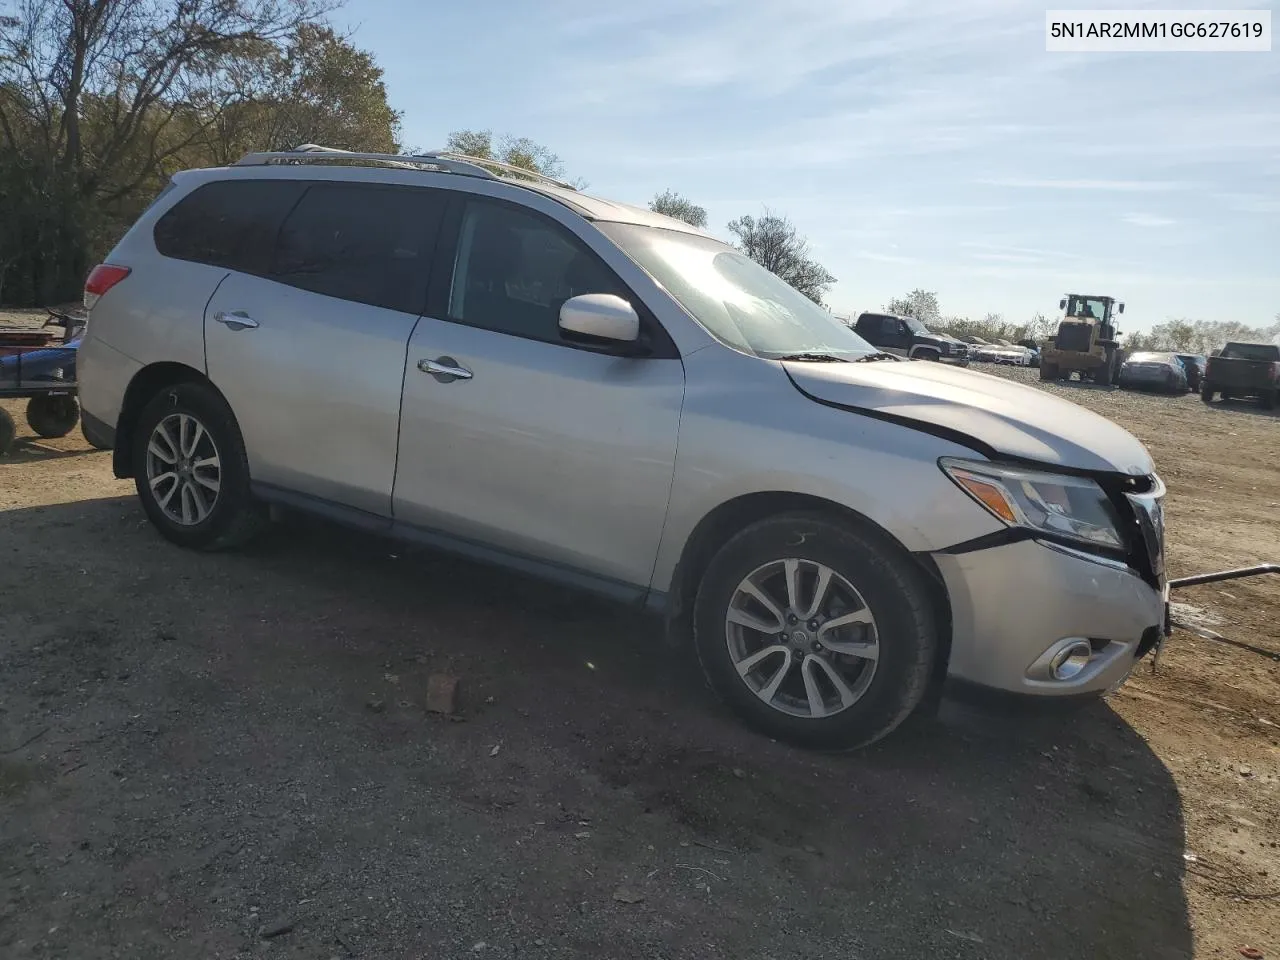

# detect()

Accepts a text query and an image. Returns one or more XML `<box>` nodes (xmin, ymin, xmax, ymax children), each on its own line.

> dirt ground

<box><xmin>1</xmin><ymin>361</ymin><xmax>1277</xmax><ymax>960</ymax></box>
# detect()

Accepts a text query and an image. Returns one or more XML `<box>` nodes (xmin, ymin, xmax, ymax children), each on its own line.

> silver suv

<box><xmin>77</xmin><ymin>145</ymin><xmax>1169</xmax><ymax>748</ymax></box>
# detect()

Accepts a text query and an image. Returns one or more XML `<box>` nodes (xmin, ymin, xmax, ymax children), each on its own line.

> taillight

<box><xmin>84</xmin><ymin>264</ymin><xmax>131</xmax><ymax>310</ymax></box>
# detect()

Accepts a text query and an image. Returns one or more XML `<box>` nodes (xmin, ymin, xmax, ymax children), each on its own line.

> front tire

<box><xmin>692</xmin><ymin>513</ymin><xmax>937</xmax><ymax>750</ymax></box>
<box><xmin>26</xmin><ymin>395</ymin><xmax>80</xmax><ymax>438</ymax></box>
<box><xmin>132</xmin><ymin>380</ymin><xmax>265</xmax><ymax>550</ymax></box>
<box><xmin>1095</xmin><ymin>350</ymin><xmax>1116</xmax><ymax>387</ymax></box>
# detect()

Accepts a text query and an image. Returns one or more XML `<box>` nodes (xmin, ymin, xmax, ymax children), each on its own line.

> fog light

<box><xmin>1050</xmin><ymin>641</ymin><xmax>1093</xmax><ymax>680</ymax></box>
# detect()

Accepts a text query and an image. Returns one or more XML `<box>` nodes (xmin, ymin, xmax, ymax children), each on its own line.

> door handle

<box><xmin>418</xmin><ymin>357</ymin><xmax>472</xmax><ymax>382</ymax></box>
<box><xmin>213</xmin><ymin>310</ymin><xmax>259</xmax><ymax>331</ymax></box>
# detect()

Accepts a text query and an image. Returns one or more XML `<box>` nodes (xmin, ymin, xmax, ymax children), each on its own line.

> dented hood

<box><xmin>784</xmin><ymin>359</ymin><xmax>1155</xmax><ymax>476</ymax></box>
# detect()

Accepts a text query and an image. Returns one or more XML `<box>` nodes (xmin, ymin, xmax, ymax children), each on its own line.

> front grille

<box><xmin>1056</xmin><ymin>323</ymin><xmax>1093</xmax><ymax>352</ymax></box>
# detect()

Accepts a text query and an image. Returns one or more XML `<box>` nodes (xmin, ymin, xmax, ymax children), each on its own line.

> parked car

<box><xmin>1200</xmin><ymin>342</ymin><xmax>1280</xmax><ymax>409</ymax></box>
<box><xmin>1117</xmin><ymin>352</ymin><xmax>1188</xmax><ymax>393</ymax></box>
<box><xmin>1017</xmin><ymin>340</ymin><xmax>1042</xmax><ymax>368</ymax></box>
<box><xmin>851</xmin><ymin>312</ymin><xmax>971</xmax><ymax>365</ymax></box>
<box><xmin>1173</xmin><ymin>353</ymin><xmax>1206</xmax><ymax>391</ymax></box>
<box><xmin>77</xmin><ymin>145</ymin><xmax>1169</xmax><ymax>749</ymax></box>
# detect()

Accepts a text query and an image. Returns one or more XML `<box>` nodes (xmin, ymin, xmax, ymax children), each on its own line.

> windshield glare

<box><xmin>600</xmin><ymin>222</ymin><xmax>874</xmax><ymax>359</ymax></box>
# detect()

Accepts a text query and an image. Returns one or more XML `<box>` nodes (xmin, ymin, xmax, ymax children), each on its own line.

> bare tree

<box><xmin>726</xmin><ymin>208</ymin><xmax>835</xmax><ymax>305</ymax></box>
<box><xmin>649</xmin><ymin>189</ymin><xmax>707</xmax><ymax>228</ymax></box>
<box><xmin>885</xmin><ymin>290</ymin><xmax>941</xmax><ymax>325</ymax></box>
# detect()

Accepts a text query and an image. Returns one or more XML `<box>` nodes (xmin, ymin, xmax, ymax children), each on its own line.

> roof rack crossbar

<box><xmin>232</xmin><ymin>144</ymin><xmax>578</xmax><ymax>191</ymax></box>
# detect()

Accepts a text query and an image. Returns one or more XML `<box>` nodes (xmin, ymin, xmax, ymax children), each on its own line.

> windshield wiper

<box><xmin>853</xmin><ymin>352</ymin><xmax>901</xmax><ymax>363</ymax></box>
<box><xmin>774</xmin><ymin>352</ymin><xmax>848</xmax><ymax>362</ymax></box>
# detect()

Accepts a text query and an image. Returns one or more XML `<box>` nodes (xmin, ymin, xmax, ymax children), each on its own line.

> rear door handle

<box><xmin>213</xmin><ymin>310</ymin><xmax>259</xmax><ymax>331</ymax></box>
<box><xmin>418</xmin><ymin>357</ymin><xmax>472</xmax><ymax>382</ymax></box>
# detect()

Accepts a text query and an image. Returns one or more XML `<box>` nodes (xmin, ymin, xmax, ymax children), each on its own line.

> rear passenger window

<box><xmin>153</xmin><ymin>179</ymin><xmax>305</xmax><ymax>274</ymax></box>
<box><xmin>272</xmin><ymin>183</ymin><xmax>445</xmax><ymax>315</ymax></box>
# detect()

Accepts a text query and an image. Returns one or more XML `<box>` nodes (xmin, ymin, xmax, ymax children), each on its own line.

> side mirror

<box><xmin>1117</xmin><ymin>302</ymin><xmax>1125</xmax><ymax>314</ymax></box>
<box><xmin>1059</xmin><ymin>299</ymin><xmax>1067</xmax><ymax>310</ymax></box>
<box><xmin>559</xmin><ymin>294</ymin><xmax>640</xmax><ymax>345</ymax></box>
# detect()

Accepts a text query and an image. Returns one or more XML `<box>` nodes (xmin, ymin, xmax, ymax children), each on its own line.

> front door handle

<box><xmin>418</xmin><ymin>357</ymin><xmax>472</xmax><ymax>382</ymax></box>
<box><xmin>213</xmin><ymin>310</ymin><xmax>259</xmax><ymax>331</ymax></box>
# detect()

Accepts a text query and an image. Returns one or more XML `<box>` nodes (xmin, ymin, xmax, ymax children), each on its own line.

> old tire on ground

<box><xmin>132</xmin><ymin>380</ymin><xmax>266</xmax><ymax>551</ymax></box>
<box><xmin>1200</xmin><ymin>383</ymin><xmax>1215</xmax><ymax>403</ymax></box>
<box><xmin>25</xmin><ymin>395</ymin><xmax>80</xmax><ymax>438</ymax></box>
<box><xmin>0</xmin><ymin>406</ymin><xmax>15</xmax><ymax>455</ymax></box>
<box><xmin>692</xmin><ymin>512</ymin><xmax>937</xmax><ymax>751</ymax></box>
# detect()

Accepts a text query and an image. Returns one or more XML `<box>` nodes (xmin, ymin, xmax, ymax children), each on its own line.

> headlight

<box><xmin>939</xmin><ymin>458</ymin><xmax>1125</xmax><ymax>550</ymax></box>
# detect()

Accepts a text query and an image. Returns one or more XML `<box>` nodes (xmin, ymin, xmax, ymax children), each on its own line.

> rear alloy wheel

<box><xmin>26</xmin><ymin>394</ymin><xmax>80</xmax><ymax>438</ymax></box>
<box><xmin>133</xmin><ymin>381</ymin><xmax>265</xmax><ymax>550</ymax></box>
<box><xmin>146</xmin><ymin>411</ymin><xmax>222</xmax><ymax>526</ymax></box>
<box><xmin>693</xmin><ymin>514</ymin><xmax>937</xmax><ymax>750</ymax></box>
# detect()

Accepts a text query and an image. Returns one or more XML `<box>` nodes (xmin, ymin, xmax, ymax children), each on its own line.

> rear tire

<box><xmin>132</xmin><ymin>380</ymin><xmax>266</xmax><ymax>551</ymax></box>
<box><xmin>692</xmin><ymin>513</ymin><xmax>938</xmax><ymax>750</ymax></box>
<box><xmin>0</xmin><ymin>406</ymin><xmax>15</xmax><ymax>455</ymax></box>
<box><xmin>25</xmin><ymin>395</ymin><xmax>80</xmax><ymax>438</ymax></box>
<box><xmin>1039</xmin><ymin>362</ymin><xmax>1058</xmax><ymax>382</ymax></box>
<box><xmin>1200</xmin><ymin>383</ymin><xmax>1215</xmax><ymax>403</ymax></box>
<box><xmin>1264</xmin><ymin>390</ymin><xmax>1278</xmax><ymax>411</ymax></box>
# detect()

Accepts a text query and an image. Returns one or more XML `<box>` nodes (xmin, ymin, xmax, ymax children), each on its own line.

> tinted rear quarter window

<box><xmin>272</xmin><ymin>182</ymin><xmax>446</xmax><ymax>315</ymax></box>
<box><xmin>153</xmin><ymin>179</ymin><xmax>306</xmax><ymax>274</ymax></box>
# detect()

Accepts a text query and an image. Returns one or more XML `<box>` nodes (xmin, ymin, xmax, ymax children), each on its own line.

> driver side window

<box><xmin>447</xmin><ymin>199</ymin><xmax>629</xmax><ymax>345</ymax></box>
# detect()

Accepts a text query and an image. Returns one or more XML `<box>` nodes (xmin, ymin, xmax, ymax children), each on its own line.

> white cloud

<box><xmin>978</xmin><ymin>178</ymin><xmax>1191</xmax><ymax>192</ymax></box>
<box><xmin>1122</xmin><ymin>213</ymin><xmax>1177</xmax><ymax>227</ymax></box>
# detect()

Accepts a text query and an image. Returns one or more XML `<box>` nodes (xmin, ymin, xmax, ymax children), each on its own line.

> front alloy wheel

<box><xmin>726</xmin><ymin>559</ymin><xmax>879</xmax><ymax>719</ymax></box>
<box><xmin>693</xmin><ymin>513</ymin><xmax>937</xmax><ymax>750</ymax></box>
<box><xmin>145</xmin><ymin>412</ymin><xmax>221</xmax><ymax>526</ymax></box>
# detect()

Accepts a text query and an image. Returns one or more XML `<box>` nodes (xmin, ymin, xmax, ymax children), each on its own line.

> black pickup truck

<box><xmin>1200</xmin><ymin>342</ymin><xmax>1280</xmax><ymax>409</ymax></box>
<box><xmin>852</xmin><ymin>312</ymin><xmax>970</xmax><ymax>365</ymax></box>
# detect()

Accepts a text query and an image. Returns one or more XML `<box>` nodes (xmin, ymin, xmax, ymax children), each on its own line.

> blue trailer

<box><xmin>0</xmin><ymin>310</ymin><xmax>84</xmax><ymax>454</ymax></box>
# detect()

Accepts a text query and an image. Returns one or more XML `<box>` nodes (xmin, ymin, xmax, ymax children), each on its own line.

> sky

<box><xmin>337</xmin><ymin>0</ymin><xmax>1280</xmax><ymax>332</ymax></box>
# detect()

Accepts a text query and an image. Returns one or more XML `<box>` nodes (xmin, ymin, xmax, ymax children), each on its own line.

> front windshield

<box><xmin>1065</xmin><ymin>296</ymin><xmax>1109</xmax><ymax>321</ymax></box>
<box><xmin>599</xmin><ymin>222</ymin><xmax>875</xmax><ymax>359</ymax></box>
<box><xmin>900</xmin><ymin>316</ymin><xmax>926</xmax><ymax>334</ymax></box>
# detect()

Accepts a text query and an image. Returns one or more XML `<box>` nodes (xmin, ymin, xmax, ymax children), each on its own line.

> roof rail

<box><xmin>233</xmin><ymin>144</ymin><xmax>578</xmax><ymax>191</ymax></box>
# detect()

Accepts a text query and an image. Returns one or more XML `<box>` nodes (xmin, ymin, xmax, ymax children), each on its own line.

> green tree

<box><xmin>444</xmin><ymin>129</ymin><xmax>577</xmax><ymax>184</ymax></box>
<box><xmin>649</xmin><ymin>189</ymin><xmax>707</xmax><ymax>228</ymax></box>
<box><xmin>726</xmin><ymin>209</ymin><xmax>835</xmax><ymax>305</ymax></box>
<box><xmin>0</xmin><ymin>0</ymin><xmax>336</xmax><ymax>304</ymax></box>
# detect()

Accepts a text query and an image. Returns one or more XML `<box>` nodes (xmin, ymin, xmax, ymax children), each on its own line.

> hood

<box><xmin>783</xmin><ymin>359</ymin><xmax>1155</xmax><ymax>476</ymax></box>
